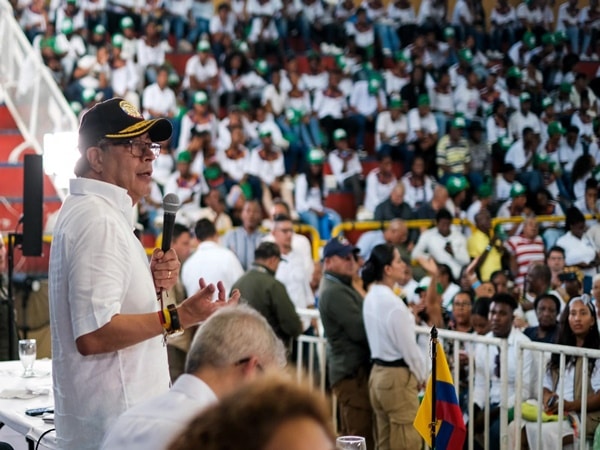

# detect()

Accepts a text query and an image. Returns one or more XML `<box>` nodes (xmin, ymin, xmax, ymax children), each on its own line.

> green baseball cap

<box><xmin>389</xmin><ymin>97</ymin><xmax>403</xmax><ymax>109</ymax></box>
<box><xmin>93</xmin><ymin>24</ymin><xmax>106</xmax><ymax>35</ymax></box>
<box><xmin>523</xmin><ymin>32</ymin><xmax>536</xmax><ymax>49</ymax></box>
<box><xmin>560</xmin><ymin>82</ymin><xmax>572</xmax><ymax>93</ymax></box>
<box><xmin>444</xmin><ymin>27</ymin><xmax>455</xmax><ymax>38</ymax></box>
<box><xmin>458</xmin><ymin>48</ymin><xmax>473</xmax><ymax>63</ymax></box>
<box><xmin>547</xmin><ymin>121</ymin><xmax>565</xmax><ymax>136</ymax></box>
<box><xmin>554</xmin><ymin>30</ymin><xmax>567</xmax><ymax>42</ymax></box>
<box><xmin>197</xmin><ymin>40</ymin><xmax>211</xmax><ymax>52</ymax></box>
<box><xmin>193</xmin><ymin>91</ymin><xmax>208</xmax><ymax>104</ymax></box>
<box><xmin>112</xmin><ymin>33</ymin><xmax>124</xmax><ymax>48</ymax></box>
<box><xmin>285</xmin><ymin>108</ymin><xmax>302</xmax><ymax>125</ymax></box>
<box><xmin>61</xmin><ymin>18</ymin><xmax>74</xmax><ymax>34</ymax></box>
<box><xmin>177</xmin><ymin>150</ymin><xmax>192</xmax><ymax>163</ymax></box>
<box><xmin>255</xmin><ymin>59</ymin><xmax>268</xmax><ymax>75</ymax></box>
<box><xmin>541</xmin><ymin>97</ymin><xmax>553</xmax><ymax>109</ymax></box>
<box><xmin>520</xmin><ymin>91</ymin><xmax>532</xmax><ymax>103</ymax></box>
<box><xmin>259</xmin><ymin>127</ymin><xmax>272</xmax><ymax>138</ymax></box>
<box><xmin>168</xmin><ymin>72</ymin><xmax>180</xmax><ymax>86</ymax></box>
<box><xmin>451</xmin><ymin>116</ymin><xmax>466</xmax><ymax>129</ymax></box>
<box><xmin>510</xmin><ymin>182</ymin><xmax>527</xmax><ymax>198</ymax></box>
<box><xmin>507</xmin><ymin>66</ymin><xmax>522</xmax><ymax>79</ymax></box>
<box><xmin>333</xmin><ymin>128</ymin><xmax>347</xmax><ymax>141</ymax></box>
<box><xmin>81</xmin><ymin>88</ymin><xmax>97</xmax><ymax>103</ymax></box>
<box><xmin>541</xmin><ymin>33</ymin><xmax>555</xmax><ymax>46</ymax></box>
<box><xmin>307</xmin><ymin>147</ymin><xmax>326</xmax><ymax>164</ymax></box>
<box><xmin>477</xmin><ymin>183</ymin><xmax>493</xmax><ymax>199</ymax></box>
<box><xmin>418</xmin><ymin>94</ymin><xmax>430</xmax><ymax>106</ymax></box>
<box><xmin>120</xmin><ymin>16</ymin><xmax>134</xmax><ymax>30</ymax></box>
<box><xmin>368</xmin><ymin>78</ymin><xmax>381</xmax><ymax>94</ymax></box>
<box><xmin>394</xmin><ymin>51</ymin><xmax>410</xmax><ymax>63</ymax></box>
<box><xmin>446</xmin><ymin>175</ymin><xmax>469</xmax><ymax>196</ymax></box>
<box><xmin>70</xmin><ymin>101</ymin><xmax>82</xmax><ymax>116</ymax></box>
<box><xmin>499</xmin><ymin>136</ymin><xmax>513</xmax><ymax>151</ymax></box>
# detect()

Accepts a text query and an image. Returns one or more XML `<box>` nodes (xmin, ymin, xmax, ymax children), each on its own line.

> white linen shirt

<box><xmin>249</xmin><ymin>149</ymin><xmax>285</xmax><ymax>185</ymax></box>
<box><xmin>411</xmin><ymin>227</ymin><xmax>470</xmax><ymax>279</ymax></box>
<box><xmin>543</xmin><ymin>359</ymin><xmax>600</xmax><ymax>401</ymax></box>
<box><xmin>181</xmin><ymin>240</ymin><xmax>245</xmax><ymax>300</ymax></box>
<box><xmin>556</xmin><ymin>232</ymin><xmax>598</xmax><ymax>278</ymax></box>
<box><xmin>363</xmin><ymin>284</ymin><xmax>427</xmax><ymax>383</ymax></box>
<box><xmin>49</xmin><ymin>178</ymin><xmax>169</xmax><ymax>450</ymax></box>
<box><xmin>364</xmin><ymin>169</ymin><xmax>398</xmax><ymax>214</ymax></box>
<box><xmin>328</xmin><ymin>150</ymin><xmax>362</xmax><ymax>186</ymax></box>
<box><xmin>101</xmin><ymin>375</ymin><xmax>218</xmax><ymax>450</ymax></box>
<box><xmin>142</xmin><ymin>83</ymin><xmax>177</xmax><ymax>118</ymax></box>
<box><xmin>473</xmin><ymin>328</ymin><xmax>533</xmax><ymax>408</ymax></box>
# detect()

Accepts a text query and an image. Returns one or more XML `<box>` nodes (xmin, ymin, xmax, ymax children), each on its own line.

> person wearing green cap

<box><xmin>504</xmin><ymin>127</ymin><xmax>543</xmax><ymax>193</ymax></box>
<box><xmin>64</xmin><ymin>44</ymin><xmax>114</xmax><ymax>104</ymax></box>
<box><xmin>53</xmin><ymin>17</ymin><xmax>86</xmax><ymax>80</ymax></box>
<box><xmin>508</xmin><ymin>90</ymin><xmax>540</xmax><ymax>140</ymax></box>
<box><xmin>436</xmin><ymin>116</ymin><xmax>471</xmax><ymax>182</ymax></box>
<box><xmin>347</xmin><ymin>77</ymin><xmax>385</xmax><ymax>152</ymax></box>
<box><xmin>329</xmin><ymin>129</ymin><xmax>364</xmax><ymax>208</ymax></box>
<box><xmin>177</xmin><ymin>89</ymin><xmax>217</xmax><ymax>154</ymax></box>
<box><xmin>182</xmin><ymin>38</ymin><xmax>219</xmax><ymax>109</ymax></box>
<box><xmin>454</xmin><ymin>68</ymin><xmax>482</xmax><ymax>121</ymax></box>
<box><xmin>249</xmin><ymin>126</ymin><xmax>287</xmax><ymax>212</ymax></box>
<box><xmin>294</xmin><ymin>149</ymin><xmax>341</xmax><ymax>240</ymax></box>
<box><xmin>375</xmin><ymin>96</ymin><xmax>409</xmax><ymax>161</ymax></box>
<box><xmin>407</xmin><ymin>93</ymin><xmax>438</xmax><ymax>174</ymax></box>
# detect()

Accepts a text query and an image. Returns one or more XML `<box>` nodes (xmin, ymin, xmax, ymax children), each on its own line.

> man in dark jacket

<box><xmin>232</xmin><ymin>242</ymin><xmax>302</xmax><ymax>353</ymax></box>
<box><xmin>318</xmin><ymin>237</ymin><xmax>373</xmax><ymax>449</ymax></box>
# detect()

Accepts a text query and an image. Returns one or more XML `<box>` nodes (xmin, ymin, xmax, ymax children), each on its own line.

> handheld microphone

<box><xmin>161</xmin><ymin>194</ymin><xmax>180</xmax><ymax>252</ymax></box>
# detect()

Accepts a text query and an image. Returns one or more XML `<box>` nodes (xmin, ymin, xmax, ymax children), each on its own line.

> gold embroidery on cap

<box><xmin>119</xmin><ymin>100</ymin><xmax>143</xmax><ymax>119</ymax></box>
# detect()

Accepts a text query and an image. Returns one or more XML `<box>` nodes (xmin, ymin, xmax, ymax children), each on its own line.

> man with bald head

<box><xmin>373</xmin><ymin>183</ymin><xmax>414</xmax><ymax>222</ymax></box>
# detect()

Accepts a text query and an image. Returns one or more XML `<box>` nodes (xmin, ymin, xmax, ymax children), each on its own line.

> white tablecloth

<box><xmin>0</xmin><ymin>359</ymin><xmax>57</xmax><ymax>449</ymax></box>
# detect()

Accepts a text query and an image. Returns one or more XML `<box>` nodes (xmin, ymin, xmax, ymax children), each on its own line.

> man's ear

<box><xmin>86</xmin><ymin>146</ymin><xmax>104</xmax><ymax>173</ymax></box>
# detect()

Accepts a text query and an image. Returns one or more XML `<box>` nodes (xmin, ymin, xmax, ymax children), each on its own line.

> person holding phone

<box><xmin>520</xmin><ymin>295</ymin><xmax>600</xmax><ymax>449</ymax></box>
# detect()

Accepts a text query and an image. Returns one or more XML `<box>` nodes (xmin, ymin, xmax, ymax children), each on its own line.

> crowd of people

<box><xmin>11</xmin><ymin>0</ymin><xmax>600</xmax><ymax>242</ymax></box>
<box><xmin>6</xmin><ymin>0</ymin><xmax>600</xmax><ymax>449</ymax></box>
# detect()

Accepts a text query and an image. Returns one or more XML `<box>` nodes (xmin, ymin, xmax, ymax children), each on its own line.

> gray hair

<box><xmin>185</xmin><ymin>305</ymin><xmax>286</xmax><ymax>373</ymax></box>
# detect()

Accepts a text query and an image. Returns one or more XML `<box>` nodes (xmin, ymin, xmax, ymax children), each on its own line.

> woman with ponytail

<box><xmin>362</xmin><ymin>243</ymin><xmax>427</xmax><ymax>450</ymax></box>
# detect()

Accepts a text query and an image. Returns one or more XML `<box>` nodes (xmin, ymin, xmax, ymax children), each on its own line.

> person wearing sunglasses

<box><xmin>521</xmin><ymin>294</ymin><xmax>600</xmax><ymax>449</ymax></box>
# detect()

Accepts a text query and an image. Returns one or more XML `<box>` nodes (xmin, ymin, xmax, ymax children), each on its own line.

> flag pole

<box><xmin>430</xmin><ymin>325</ymin><xmax>438</xmax><ymax>450</ymax></box>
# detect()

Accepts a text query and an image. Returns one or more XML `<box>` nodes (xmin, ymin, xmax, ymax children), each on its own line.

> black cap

<box><xmin>78</xmin><ymin>98</ymin><xmax>172</xmax><ymax>152</ymax></box>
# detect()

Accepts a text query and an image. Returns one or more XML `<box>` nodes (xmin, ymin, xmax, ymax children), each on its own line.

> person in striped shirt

<box><xmin>504</xmin><ymin>215</ymin><xmax>545</xmax><ymax>288</ymax></box>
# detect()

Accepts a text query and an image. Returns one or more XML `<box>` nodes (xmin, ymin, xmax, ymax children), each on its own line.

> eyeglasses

<box><xmin>103</xmin><ymin>139</ymin><xmax>161</xmax><ymax>158</ymax></box>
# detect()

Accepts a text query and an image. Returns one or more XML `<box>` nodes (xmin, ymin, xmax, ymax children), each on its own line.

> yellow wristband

<box><xmin>162</xmin><ymin>308</ymin><xmax>172</xmax><ymax>331</ymax></box>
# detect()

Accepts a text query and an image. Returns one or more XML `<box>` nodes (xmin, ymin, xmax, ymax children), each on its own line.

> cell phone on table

<box><xmin>25</xmin><ymin>406</ymin><xmax>53</xmax><ymax>416</ymax></box>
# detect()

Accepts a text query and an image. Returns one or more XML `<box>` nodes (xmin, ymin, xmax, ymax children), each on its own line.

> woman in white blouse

<box><xmin>362</xmin><ymin>243</ymin><xmax>426</xmax><ymax>450</ymax></box>
<box><xmin>521</xmin><ymin>295</ymin><xmax>600</xmax><ymax>449</ymax></box>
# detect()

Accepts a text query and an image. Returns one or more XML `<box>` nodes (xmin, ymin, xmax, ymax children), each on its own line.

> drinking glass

<box><xmin>336</xmin><ymin>436</ymin><xmax>367</xmax><ymax>450</ymax></box>
<box><xmin>18</xmin><ymin>339</ymin><xmax>36</xmax><ymax>377</ymax></box>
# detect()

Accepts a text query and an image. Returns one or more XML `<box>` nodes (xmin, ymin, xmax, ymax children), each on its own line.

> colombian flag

<box><xmin>413</xmin><ymin>341</ymin><xmax>466</xmax><ymax>450</ymax></box>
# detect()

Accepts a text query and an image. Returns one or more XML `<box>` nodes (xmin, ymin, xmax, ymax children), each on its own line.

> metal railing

<box><xmin>0</xmin><ymin>0</ymin><xmax>78</xmax><ymax>198</ymax></box>
<box><xmin>513</xmin><ymin>340</ymin><xmax>600</xmax><ymax>450</ymax></box>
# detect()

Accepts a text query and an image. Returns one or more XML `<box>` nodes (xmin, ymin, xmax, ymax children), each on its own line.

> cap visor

<box><xmin>105</xmin><ymin>118</ymin><xmax>173</xmax><ymax>142</ymax></box>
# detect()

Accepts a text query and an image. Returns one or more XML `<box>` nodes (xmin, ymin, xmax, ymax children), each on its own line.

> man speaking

<box><xmin>49</xmin><ymin>98</ymin><xmax>237</xmax><ymax>450</ymax></box>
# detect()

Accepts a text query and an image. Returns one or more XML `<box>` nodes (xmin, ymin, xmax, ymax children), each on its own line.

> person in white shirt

<box><xmin>110</xmin><ymin>34</ymin><xmax>141</xmax><ymax>110</ymax></box>
<box><xmin>328</xmin><ymin>129</ymin><xmax>364</xmax><ymax>208</ymax></box>
<box><xmin>556</xmin><ymin>0</ymin><xmax>581</xmax><ymax>53</ymax></box>
<box><xmin>143</xmin><ymin>66</ymin><xmax>177</xmax><ymax>120</ymax></box>
<box><xmin>375</xmin><ymin>97</ymin><xmax>408</xmax><ymax>159</ymax></box>
<box><xmin>362</xmin><ymin>244</ymin><xmax>426</xmax><ymax>450</ymax></box>
<box><xmin>248</xmin><ymin>129</ymin><xmax>287</xmax><ymax>212</ymax></box>
<box><xmin>295</xmin><ymin>148</ymin><xmax>341</xmax><ymax>240</ymax></box>
<box><xmin>208</xmin><ymin>2</ymin><xmax>237</xmax><ymax>60</ymax></box>
<box><xmin>187</xmin><ymin>0</ymin><xmax>214</xmax><ymax>45</ymax></box>
<box><xmin>407</xmin><ymin>94</ymin><xmax>438</xmax><ymax>173</ymax></box>
<box><xmin>508</xmin><ymin>91</ymin><xmax>540</xmax><ymax>140</ymax></box>
<box><xmin>270</xmin><ymin>215</ymin><xmax>315</xmax><ymax>334</ymax></box>
<box><xmin>49</xmin><ymin>98</ymin><xmax>237</xmax><ymax>450</ymax></box>
<box><xmin>349</xmin><ymin>78</ymin><xmax>386</xmax><ymax>150</ymax></box>
<box><xmin>411</xmin><ymin>208</ymin><xmax>470</xmax><ymax>280</ymax></box>
<box><xmin>101</xmin><ymin>305</ymin><xmax>286</xmax><ymax>450</ymax></box>
<box><xmin>504</xmin><ymin>127</ymin><xmax>543</xmax><ymax>193</ymax></box>
<box><xmin>181</xmin><ymin>219</ymin><xmax>244</xmax><ymax>299</ymax></box>
<box><xmin>363</xmin><ymin>152</ymin><xmax>398</xmax><ymax>217</ymax></box>
<box><xmin>490</xmin><ymin>0</ymin><xmax>517</xmax><ymax>52</ymax></box>
<box><xmin>473</xmin><ymin>293</ymin><xmax>533</xmax><ymax>450</ymax></box>
<box><xmin>557</xmin><ymin>207</ymin><xmax>600</xmax><ymax>293</ymax></box>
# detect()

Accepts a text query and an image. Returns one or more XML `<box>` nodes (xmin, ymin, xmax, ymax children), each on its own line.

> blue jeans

<box><xmin>375</xmin><ymin>23</ymin><xmax>400</xmax><ymax>53</ymax></box>
<box><xmin>564</xmin><ymin>25</ymin><xmax>579</xmax><ymax>54</ymax></box>
<box><xmin>187</xmin><ymin>17</ymin><xmax>210</xmax><ymax>44</ymax></box>
<box><xmin>299</xmin><ymin>209</ymin><xmax>341</xmax><ymax>240</ymax></box>
<box><xmin>166</xmin><ymin>15</ymin><xmax>187</xmax><ymax>42</ymax></box>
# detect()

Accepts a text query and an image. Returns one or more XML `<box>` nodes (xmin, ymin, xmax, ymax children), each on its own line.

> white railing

<box><xmin>513</xmin><ymin>340</ymin><xmax>600</xmax><ymax>450</ymax></box>
<box><xmin>0</xmin><ymin>0</ymin><xmax>77</xmax><ymax>199</ymax></box>
<box><xmin>296</xmin><ymin>315</ymin><xmax>600</xmax><ymax>449</ymax></box>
